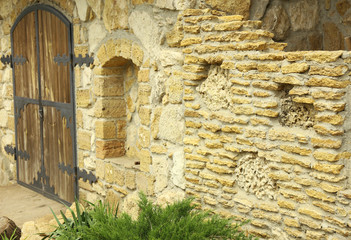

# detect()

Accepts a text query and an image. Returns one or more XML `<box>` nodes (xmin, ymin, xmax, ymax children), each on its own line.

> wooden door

<box><xmin>12</xmin><ymin>5</ymin><xmax>76</xmax><ymax>204</ymax></box>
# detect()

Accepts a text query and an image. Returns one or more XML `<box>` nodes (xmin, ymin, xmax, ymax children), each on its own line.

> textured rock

<box><xmin>336</xmin><ymin>0</ymin><xmax>351</xmax><ymax>16</ymax></box>
<box><xmin>76</xmin><ymin>0</ymin><xmax>90</xmax><ymax>21</ymax></box>
<box><xmin>103</xmin><ymin>0</ymin><xmax>129</xmax><ymax>32</ymax></box>
<box><xmin>287</xmin><ymin>0</ymin><xmax>319</xmax><ymax>31</ymax></box>
<box><xmin>171</xmin><ymin>149</ymin><xmax>186</xmax><ymax>189</ymax></box>
<box><xmin>87</xmin><ymin>0</ymin><xmax>103</xmax><ymax>19</ymax></box>
<box><xmin>250</xmin><ymin>0</ymin><xmax>269</xmax><ymax>20</ymax></box>
<box><xmin>153</xmin><ymin>155</ymin><xmax>168</xmax><ymax>193</ymax></box>
<box><xmin>262</xmin><ymin>4</ymin><xmax>290</xmax><ymax>41</ymax></box>
<box><xmin>323</xmin><ymin>22</ymin><xmax>344</xmax><ymax>50</ymax></box>
<box><xmin>205</xmin><ymin>0</ymin><xmax>251</xmax><ymax>19</ymax></box>
<box><xmin>158</xmin><ymin>105</ymin><xmax>184</xmax><ymax>144</ymax></box>
<box><xmin>88</xmin><ymin>21</ymin><xmax>107</xmax><ymax>52</ymax></box>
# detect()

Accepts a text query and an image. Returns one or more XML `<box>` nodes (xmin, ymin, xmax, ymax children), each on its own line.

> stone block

<box><xmin>262</xmin><ymin>5</ymin><xmax>290</xmax><ymax>41</ymax></box>
<box><xmin>76</xmin><ymin>89</ymin><xmax>91</xmax><ymax>107</ymax></box>
<box><xmin>95</xmin><ymin>121</ymin><xmax>116</xmax><ymax>139</ymax></box>
<box><xmin>125</xmin><ymin>170</ymin><xmax>136</xmax><ymax>190</ymax></box>
<box><xmin>131</xmin><ymin>43</ymin><xmax>144</xmax><ymax>66</ymax></box>
<box><xmin>103</xmin><ymin>0</ymin><xmax>129</xmax><ymax>31</ymax></box>
<box><xmin>315</xmin><ymin>114</ymin><xmax>344</xmax><ymax>125</ymax></box>
<box><xmin>138</xmin><ymin>107</ymin><xmax>151</xmax><ymax>126</ymax></box>
<box><xmin>312</xmin><ymin>163</ymin><xmax>344</xmax><ymax>175</ymax></box>
<box><xmin>138</xmin><ymin>84</ymin><xmax>151</xmax><ymax>105</ymax></box>
<box><xmin>281</xmin><ymin>63</ymin><xmax>309</xmax><ymax>73</ymax></box>
<box><xmin>138</xmin><ymin>127</ymin><xmax>150</xmax><ymax>148</ymax></box>
<box><xmin>94</xmin><ymin>99</ymin><xmax>126</xmax><ymax>118</ymax></box>
<box><xmin>151</xmin><ymin>107</ymin><xmax>162</xmax><ymax>139</ymax></box>
<box><xmin>77</xmin><ymin>130</ymin><xmax>91</xmax><ymax>150</ymax></box>
<box><xmin>96</xmin><ymin>140</ymin><xmax>125</xmax><ymax>159</ymax></box>
<box><xmin>257</xmin><ymin>63</ymin><xmax>280</xmax><ymax>72</ymax></box>
<box><xmin>305</xmin><ymin>51</ymin><xmax>343</xmax><ymax>63</ymax></box>
<box><xmin>309</xmin><ymin>65</ymin><xmax>348</xmax><ymax>77</ymax></box>
<box><xmin>117</xmin><ymin>120</ymin><xmax>127</xmax><ymax>139</ymax></box>
<box><xmin>93</xmin><ymin>76</ymin><xmax>124</xmax><ymax>97</ymax></box>
<box><xmin>311</xmin><ymin>137</ymin><xmax>342</xmax><ymax>149</ymax></box>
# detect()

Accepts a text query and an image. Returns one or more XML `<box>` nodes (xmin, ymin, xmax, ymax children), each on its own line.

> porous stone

<box><xmin>287</xmin><ymin>0</ymin><xmax>319</xmax><ymax>31</ymax></box>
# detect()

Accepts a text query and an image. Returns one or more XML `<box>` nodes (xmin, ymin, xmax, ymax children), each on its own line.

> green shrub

<box><xmin>45</xmin><ymin>193</ymin><xmax>258</xmax><ymax>240</ymax></box>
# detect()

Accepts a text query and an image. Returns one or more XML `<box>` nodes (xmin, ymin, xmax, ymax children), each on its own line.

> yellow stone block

<box><xmin>311</xmin><ymin>137</ymin><xmax>342</xmax><ymax>149</ymax></box>
<box><xmin>77</xmin><ymin>130</ymin><xmax>91</xmax><ymax>150</ymax></box>
<box><xmin>281</xmin><ymin>63</ymin><xmax>309</xmax><ymax>73</ymax></box>
<box><xmin>309</xmin><ymin>65</ymin><xmax>348</xmax><ymax>77</ymax></box>
<box><xmin>315</xmin><ymin>114</ymin><xmax>344</xmax><ymax>125</ymax></box>
<box><xmin>311</xmin><ymin>90</ymin><xmax>345</xmax><ymax>100</ymax></box>
<box><xmin>268</xmin><ymin>128</ymin><xmax>295</xmax><ymax>142</ymax></box>
<box><xmin>232</xmin><ymin>105</ymin><xmax>255</xmax><ymax>115</ymax></box>
<box><xmin>313</xmin><ymin>102</ymin><xmax>345</xmax><ymax>112</ymax></box>
<box><xmin>138</xmin><ymin>84</ymin><xmax>151</xmax><ymax>105</ymax></box>
<box><xmin>95</xmin><ymin>121</ymin><xmax>116</xmax><ymax>139</ymax></box>
<box><xmin>257</xmin><ymin>63</ymin><xmax>280</xmax><ymax>72</ymax></box>
<box><xmin>231</xmin><ymin>87</ymin><xmax>250</xmax><ymax>96</ymax></box>
<box><xmin>312</xmin><ymin>201</ymin><xmax>335</xmax><ymax>213</ymax></box>
<box><xmin>306</xmin><ymin>77</ymin><xmax>350</xmax><ymax>88</ymax></box>
<box><xmin>319</xmin><ymin>182</ymin><xmax>343</xmax><ymax>193</ymax></box>
<box><xmin>235</xmin><ymin>62</ymin><xmax>257</xmax><ymax>72</ymax></box>
<box><xmin>253</xmin><ymin>100</ymin><xmax>278</xmax><ymax>109</ymax></box>
<box><xmin>94</xmin><ymin>99</ymin><xmax>126</xmax><ymax>118</ymax></box>
<box><xmin>253</xmin><ymin>91</ymin><xmax>271</xmax><ymax>98</ymax></box>
<box><xmin>252</xmin><ymin>81</ymin><xmax>281</xmax><ymax>91</ymax></box>
<box><xmin>180</xmin><ymin>37</ymin><xmax>202</xmax><ymax>47</ymax></box>
<box><xmin>312</xmin><ymin>163</ymin><xmax>344</xmax><ymax>175</ymax></box>
<box><xmin>305</xmin><ymin>51</ymin><xmax>343</xmax><ymax>63</ymax></box>
<box><xmin>280</xmin><ymin>145</ymin><xmax>311</xmax><ymax>156</ymax></box>
<box><xmin>76</xmin><ymin>89</ymin><xmax>91</xmax><ymax>107</ymax></box>
<box><xmin>273</xmin><ymin>76</ymin><xmax>302</xmax><ymax>85</ymax></box>
<box><xmin>214</xmin><ymin>21</ymin><xmax>243</xmax><ymax>31</ymax></box>
<box><xmin>138</xmin><ymin>107</ymin><xmax>151</xmax><ymax>125</ymax></box>
<box><xmin>255</xmin><ymin>109</ymin><xmax>279</xmax><ymax>118</ymax></box>
<box><xmin>206</xmin><ymin>163</ymin><xmax>233</xmax><ymax>174</ymax></box>
<box><xmin>305</xmin><ymin>188</ymin><xmax>336</xmax><ymax>202</ymax></box>
<box><xmin>277</xmin><ymin>198</ymin><xmax>296</xmax><ymax>210</ymax></box>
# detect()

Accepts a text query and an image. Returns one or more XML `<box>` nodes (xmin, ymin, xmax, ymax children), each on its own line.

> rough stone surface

<box><xmin>158</xmin><ymin>105</ymin><xmax>184</xmax><ymax>144</ymax></box>
<box><xmin>262</xmin><ymin>4</ymin><xmax>290</xmax><ymax>41</ymax></box>
<box><xmin>205</xmin><ymin>0</ymin><xmax>251</xmax><ymax>19</ymax></box>
<box><xmin>287</xmin><ymin>0</ymin><xmax>319</xmax><ymax>31</ymax></box>
<box><xmin>171</xmin><ymin>149</ymin><xmax>185</xmax><ymax>189</ymax></box>
<box><xmin>323</xmin><ymin>22</ymin><xmax>344</xmax><ymax>51</ymax></box>
<box><xmin>250</xmin><ymin>0</ymin><xmax>269</xmax><ymax>20</ymax></box>
<box><xmin>103</xmin><ymin>0</ymin><xmax>129</xmax><ymax>32</ymax></box>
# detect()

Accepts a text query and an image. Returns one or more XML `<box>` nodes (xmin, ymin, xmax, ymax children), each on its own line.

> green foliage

<box><xmin>45</xmin><ymin>193</ymin><xmax>258</xmax><ymax>240</ymax></box>
<box><xmin>0</xmin><ymin>228</ymin><xmax>19</xmax><ymax>240</ymax></box>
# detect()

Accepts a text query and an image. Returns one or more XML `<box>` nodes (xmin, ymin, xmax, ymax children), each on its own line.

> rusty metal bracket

<box><xmin>58</xmin><ymin>162</ymin><xmax>97</xmax><ymax>185</ymax></box>
<box><xmin>73</xmin><ymin>54</ymin><xmax>94</xmax><ymax>67</ymax></box>
<box><xmin>4</xmin><ymin>145</ymin><xmax>30</xmax><ymax>161</ymax></box>
<box><xmin>13</xmin><ymin>55</ymin><xmax>27</xmax><ymax>65</ymax></box>
<box><xmin>54</xmin><ymin>53</ymin><xmax>93</xmax><ymax>67</ymax></box>
<box><xmin>54</xmin><ymin>54</ymin><xmax>70</xmax><ymax>66</ymax></box>
<box><xmin>1</xmin><ymin>55</ymin><xmax>11</xmax><ymax>65</ymax></box>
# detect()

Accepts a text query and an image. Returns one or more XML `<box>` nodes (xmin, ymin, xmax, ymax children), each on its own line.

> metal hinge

<box><xmin>1</xmin><ymin>55</ymin><xmax>27</xmax><ymax>67</ymax></box>
<box><xmin>58</xmin><ymin>162</ymin><xmax>97</xmax><ymax>185</ymax></box>
<box><xmin>4</xmin><ymin>145</ymin><xmax>30</xmax><ymax>161</ymax></box>
<box><xmin>54</xmin><ymin>53</ymin><xmax>94</xmax><ymax>67</ymax></box>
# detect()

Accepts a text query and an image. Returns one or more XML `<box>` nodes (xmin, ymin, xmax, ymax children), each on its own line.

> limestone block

<box><xmin>125</xmin><ymin>170</ymin><xmax>136</xmax><ymax>190</ymax></box>
<box><xmin>151</xmin><ymin>107</ymin><xmax>162</xmax><ymax>139</ymax></box>
<box><xmin>262</xmin><ymin>4</ymin><xmax>290</xmax><ymax>41</ymax></box>
<box><xmin>76</xmin><ymin>0</ymin><xmax>90</xmax><ymax>21</ymax></box>
<box><xmin>158</xmin><ymin>105</ymin><xmax>184</xmax><ymax>144</ymax></box>
<box><xmin>103</xmin><ymin>0</ymin><xmax>129</xmax><ymax>32</ymax></box>
<box><xmin>88</xmin><ymin>21</ymin><xmax>107</xmax><ymax>52</ymax></box>
<box><xmin>312</xmin><ymin>163</ymin><xmax>344</xmax><ymax>175</ymax></box>
<box><xmin>96</xmin><ymin>140</ymin><xmax>125</xmax><ymax>159</ymax></box>
<box><xmin>87</xmin><ymin>0</ymin><xmax>103</xmax><ymax>19</ymax></box>
<box><xmin>77</xmin><ymin>130</ymin><xmax>91</xmax><ymax>150</ymax></box>
<box><xmin>309</xmin><ymin>65</ymin><xmax>348</xmax><ymax>77</ymax></box>
<box><xmin>138</xmin><ymin>84</ymin><xmax>151</xmax><ymax>105</ymax></box>
<box><xmin>281</xmin><ymin>63</ymin><xmax>309</xmax><ymax>74</ymax></box>
<box><xmin>166</xmin><ymin>23</ymin><xmax>184</xmax><ymax>47</ymax></box>
<box><xmin>136</xmin><ymin>172</ymin><xmax>154</xmax><ymax>195</ymax></box>
<box><xmin>159</xmin><ymin>50</ymin><xmax>183</xmax><ymax>67</ymax></box>
<box><xmin>95</xmin><ymin>121</ymin><xmax>116</xmax><ymax>139</ymax></box>
<box><xmin>205</xmin><ymin>0</ymin><xmax>250</xmax><ymax>19</ymax></box>
<box><xmin>165</xmin><ymin>76</ymin><xmax>183</xmax><ymax>104</ymax></box>
<box><xmin>138</xmin><ymin>107</ymin><xmax>151</xmax><ymax>126</ymax></box>
<box><xmin>305</xmin><ymin>51</ymin><xmax>343</xmax><ymax>63</ymax></box>
<box><xmin>122</xmin><ymin>191</ymin><xmax>139</xmax><ymax>220</ymax></box>
<box><xmin>153</xmin><ymin>155</ymin><xmax>168</xmax><ymax>193</ymax></box>
<box><xmin>138</xmin><ymin>127</ymin><xmax>150</xmax><ymax>148</ymax></box>
<box><xmin>311</xmin><ymin>137</ymin><xmax>342</xmax><ymax>149</ymax></box>
<box><xmin>174</xmin><ymin>0</ymin><xmax>196</xmax><ymax>10</ymax></box>
<box><xmin>171</xmin><ymin>150</ymin><xmax>185</xmax><ymax>189</ymax></box>
<box><xmin>94</xmin><ymin>99</ymin><xmax>126</xmax><ymax>118</ymax></box>
<box><xmin>93</xmin><ymin>76</ymin><xmax>124</xmax><ymax>97</ymax></box>
<box><xmin>0</xmin><ymin>109</ymin><xmax>8</xmax><ymax>127</ymax></box>
<box><xmin>306</xmin><ymin>77</ymin><xmax>350</xmax><ymax>88</ymax></box>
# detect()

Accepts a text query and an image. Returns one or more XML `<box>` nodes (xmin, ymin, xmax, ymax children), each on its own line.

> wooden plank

<box><xmin>43</xmin><ymin>107</ymin><xmax>74</xmax><ymax>202</ymax></box>
<box><xmin>16</xmin><ymin>104</ymin><xmax>41</xmax><ymax>186</ymax></box>
<box><xmin>38</xmin><ymin>10</ymin><xmax>70</xmax><ymax>103</ymax></box>
<box><xmin>12</xmin><ymin>11</ymin><xmax>38</xmax><ymax>99</ymax></box>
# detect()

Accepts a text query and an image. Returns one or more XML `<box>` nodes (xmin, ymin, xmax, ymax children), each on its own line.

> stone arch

<box><xmin>93</xmin><ymin>38</ymin><xmax>148</xmax><ymax>160</ymax></box>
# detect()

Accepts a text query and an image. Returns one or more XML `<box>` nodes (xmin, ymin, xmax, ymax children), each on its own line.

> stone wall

<box><xmin>173</xmin><ymin>9</ymin><xmax>351</xmax><ymax>239</ymax></box>
<box><xmin>204</xmin><ymin>0</ymin><xmax>351</xmax><ymax>51</ymax></box>
<box><xmin>1</xmin><ymin>0</ymin><xmax>351</xmax><ymax>239</ymax></box>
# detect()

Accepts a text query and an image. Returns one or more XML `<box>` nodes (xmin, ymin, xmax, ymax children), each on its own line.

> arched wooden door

<box><xmin>11</xmin><ymin>4</ymin><xmax>77</xmax><ymax>204</ymax></box>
